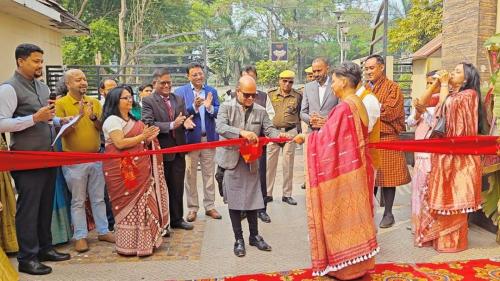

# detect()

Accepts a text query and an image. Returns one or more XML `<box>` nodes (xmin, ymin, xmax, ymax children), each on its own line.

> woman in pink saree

<box><xmin>295</xmin><ymin>62</ymin><xmax>379</xmax><ymax>280</ymax></box>
<box><xmin>101</xmin><ymin>86</ymin><xmax>169</xmax><ymax>256</ymax></box>
<box><xmin>406</xmin><ymin>71</ymin><xmax>439</xmax><ymax>238</ymax></box>
<box><xmin>416</xmin><ymin>63</ymin><xmax>484</xmax><ymax>252</ymax></box>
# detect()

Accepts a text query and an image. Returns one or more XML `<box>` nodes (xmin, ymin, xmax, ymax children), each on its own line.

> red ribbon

<box><xmin>0</xmin><ymin>137</ymin><xmax>287</xmax><ymax>172</ymax></box>
<box><xmin>368</xmin><ymin>136</ymin><xmax>499</xmax><ymax>155</ymax></box>
<box><xmin>0</xmin><ymin>136</ymin><xmax>498</xmax><ymax>172</ymax></box>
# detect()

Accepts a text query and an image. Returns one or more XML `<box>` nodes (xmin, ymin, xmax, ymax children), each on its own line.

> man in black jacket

<box><xmin>142</xmin><ymin>67</ymin><xmax>195</xmax><ymax>231</ymax></box>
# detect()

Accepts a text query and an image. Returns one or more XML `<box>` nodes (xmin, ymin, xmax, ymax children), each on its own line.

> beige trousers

<box><xmin>266</xmin><ymin>128</ymin><xmax>297</xmax><ymax>197</ymax></box>
<box><xmin>184</xmin><ymin>137</ymin><xmax>216</xmax><ymax>212</ymax></box>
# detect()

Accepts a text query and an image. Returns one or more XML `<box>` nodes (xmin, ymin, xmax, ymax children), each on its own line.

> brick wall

<box><xmin>442</xmin><ymin>0</ymin><xmax>497</xmax><ymax>85</ymax></box>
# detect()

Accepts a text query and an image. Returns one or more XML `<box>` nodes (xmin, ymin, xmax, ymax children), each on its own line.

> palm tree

<box><xmin>216</xmin><ymin>15</ymin><xmax>259</xmax><ymax>80</ymax></box>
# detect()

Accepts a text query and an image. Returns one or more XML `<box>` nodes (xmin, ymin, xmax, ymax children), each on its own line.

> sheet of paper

<box><xmin>51</xmin><ymin>115</ymin><xmax>81</xmax><ymax>147</ymax></box>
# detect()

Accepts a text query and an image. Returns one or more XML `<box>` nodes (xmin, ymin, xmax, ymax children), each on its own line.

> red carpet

<box><xmin>184</xmin><ymin>258</ymin><xmax>500</xmax><ymax>280</ymax></box>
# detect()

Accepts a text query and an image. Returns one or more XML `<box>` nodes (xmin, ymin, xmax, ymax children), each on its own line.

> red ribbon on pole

<box><xmin>0</xmin><ymin>136</ymin><xmax>499</xmax><ymax>172</ymax></box>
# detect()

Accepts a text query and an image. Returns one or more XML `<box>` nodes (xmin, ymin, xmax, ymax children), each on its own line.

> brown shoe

<box><xmin>186</xmin><ymin>211</ymin><xmax>197</xmax><ymax>222</ymax></box>
<box><xmin>98</xmin><ymin>233</ymin><xmax>116</xmax><ymax>243</ymax></box>
<box><xmin>74</xmin><ymin>239</ymin><xmax>89</xmax><ymax>253</ymax></box>
<box><xmin>205</xmin><ymin>209</ymin><xmax>222</xmax><ymax>219</ymax></box>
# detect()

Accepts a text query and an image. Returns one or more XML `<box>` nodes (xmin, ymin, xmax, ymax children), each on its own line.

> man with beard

<box><xmin>300</xmin><ymin>58</ymin><xmax>338</xmax><ymax>189</ymax></box>
<box><xmin>0</xmin><ymin>43</ymin><xmax>70</xmax><ymax>275</ymax></box>
<box><xmin>364</xmin><ymin>55</ymin><xmax>410</xmax><ymax>228</ymax></box>
<box><xmin>301</xmin><ymin>57</ymin><xmax>338</xmax><ymax>132</ymax></box>
<box><xmin>55</xmin><ymin>69</ymin><xmax>115</xmax><ymax>252</ymax></box>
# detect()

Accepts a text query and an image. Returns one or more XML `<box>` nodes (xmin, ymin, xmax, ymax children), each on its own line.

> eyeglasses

<box><xmin>281</xmin><ymin>79</ymin><xmax>294</xmax><ymax>84</ymax></box>
<box><xmin>242</xmin><ymin>92</ymin><xmax>256</xmax><ymax>99</ymax></box>
<box><xmin>158</xmin><ymin>80</ymin><xmax>172</xmax><ymax>86</ymax></box>
<box><xmin>120</xmin><ymin>96</ymin><xmax>134</xmax><ymax>101</ymax></box>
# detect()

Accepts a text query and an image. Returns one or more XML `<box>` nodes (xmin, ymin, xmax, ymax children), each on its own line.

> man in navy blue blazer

<box><xmin>174</xmin><ymin>62</ymin><xmax>222</xmax><ymax>222</ymax></box>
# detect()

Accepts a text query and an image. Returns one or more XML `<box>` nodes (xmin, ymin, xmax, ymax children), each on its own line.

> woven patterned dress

<box><xmin>366</xmin><ymin>77</ymin><xmax>411</xmax><ymax>187</ymax></box>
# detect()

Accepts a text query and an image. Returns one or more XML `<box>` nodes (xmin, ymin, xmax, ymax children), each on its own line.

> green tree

<box><xmin>255</xmin><ymin>60</ymin><xmax>294</xmax><ymax>87</ymax></box>
<box><xmin>215</xmin><ymin>16</ymin><xmax>259</xmax><ymax>80</ymax></box>
<box><xmin>62</xmin><ymin>18</ymin><xmax>119</xmax><ymax>65</ymax></box>
<box><xmin>388</xmin><ymin>0</ymin><xmax>442</xmax><ymax>53</ymax></box>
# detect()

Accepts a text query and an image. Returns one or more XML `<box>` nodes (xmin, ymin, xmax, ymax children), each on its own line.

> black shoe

<box><xmin>18</xmin><ymin>260</ymin><xmax>52</xmax><ymax>275</ymax></box>
<box><xmin>257</xmin><ymin>211</ymin><xmax>271</xmax><ymax>223</ymax></box>
<box><xmin>249</xmin><ymin>235</ymin><xmax>272</xmax><ymax>251</ymax></box>
<box><xmin>171</xmin><ymin>220</ymin><xmax>194</xmax><ymax>230</ymax></box>
<box><xmin>38</xmin><ymin>249</ymin><xmax>71</xmax><ymax>262</ymax></box>
<box><xmin>240</xmin><ymin>211</ymin><xmax>247</xmax><ymax>221</ymax></box>
<box><xmin>379</xmin><ymin>214</ymin><xmax>395</xmax><ymax>228</ymax></box>
<box><xmin>264</xmin><ymin>196</ymin><xmax>273</xmax><ymax>203</ymax></box>
<box><xmin>282</xmin><ymin>196</ymin><xmax>297</xmax><ymax>205</ymax></box>
<box><xmin>233</xmin><ymin>239</ymin><xmax>246</xmax><ymax>257</ymax></box>
<box><xmin>301</xmin><ymin>183</ymin><xmax>306</xmax><ymax>189</ymax></box>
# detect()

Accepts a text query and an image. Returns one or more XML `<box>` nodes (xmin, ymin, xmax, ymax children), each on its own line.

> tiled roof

<box><xmin>412</xmin><ymin>34</ymin><xmax>442</xmax><ymax>60</ymax></box>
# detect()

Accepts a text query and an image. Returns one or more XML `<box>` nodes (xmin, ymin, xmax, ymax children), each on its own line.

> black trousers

<box><xmin>163</xmin><ymin>154</ymin><xmax>186</xmax><ymax>226</ymax></box>
<box><xmin>11</xmin><ymin>167</ymin><xmax>57</xmax><ymax>262</ymax></box>
<box><xmin>229</xmin><ymin>209</ymin><xmax>258</xmax><ymax>240</ymax></box>
<box><xmin>258</xmin><ymin>146</ymin><xmax>267</xmax><ymax>211</ymax></box>
<box><xmin>104</xmin><ymin>187</ymin><xmax>115</xmax><ymax>230</ymax></box>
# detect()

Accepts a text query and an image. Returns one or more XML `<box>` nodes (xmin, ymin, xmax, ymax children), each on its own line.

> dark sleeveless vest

<box><xmin>4</xmin><ymin>71</ymin><xmax>53</xmax><ymax>151</ymax></box>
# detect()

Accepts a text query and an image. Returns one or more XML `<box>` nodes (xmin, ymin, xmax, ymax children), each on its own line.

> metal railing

<box><xmin>46</xmin><ymin>64</ymin><xmax>191</xmax><ymax>98</ymax></box>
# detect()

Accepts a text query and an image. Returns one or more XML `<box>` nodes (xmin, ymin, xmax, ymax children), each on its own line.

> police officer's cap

<box><xmin>279</xmin><ymin>70</ymin><xmax>295</xmax><ymax>79</ymax></box>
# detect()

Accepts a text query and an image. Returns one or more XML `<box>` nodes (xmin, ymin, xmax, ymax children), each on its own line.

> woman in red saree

<box><xmin>101</xmin><ymin>86</ymin><xmax>169</xmax><ymax>256</ymax></box>
<box><xmin>416</xmin><ymin>63</ymin><xmax>483</xmax><ymax>252</ymax></box>
<box><xmin>295</xmin><ymin>62</ymin><xmax>379</xmax><ymax>280</ymax></box>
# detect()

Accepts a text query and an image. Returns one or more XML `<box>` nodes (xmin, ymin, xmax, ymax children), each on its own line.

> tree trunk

<box><xmin>118</xmin><ymin>0</ymin><xmax>127</xmax><ymax>78</ymax></box>
<box><xmin>76</xmin><ymin>0</ymin><xmax>89</xmax><ymax>19</ymax></box>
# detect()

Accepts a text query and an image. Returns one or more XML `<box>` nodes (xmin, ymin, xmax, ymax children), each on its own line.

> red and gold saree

<box><xmin>103</xmin><ymin>120</ymin><xmax>169</xmax><ymax>256</ymax></box>
<box><xmin>417</xmin><ymin>89</ymin><xmax>482</xmax><ymax>252</ymax></box>
<box><xmin>306</xmin><ymin>98</ymin><xmax>379</xmax><ymax>280</ymax></box>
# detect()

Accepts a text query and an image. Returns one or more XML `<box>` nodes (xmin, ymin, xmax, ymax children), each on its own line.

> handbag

<box><xmin>428</xmin><ymin>95</ymin><xmax>449</xmax><ymax>138</ymax></box>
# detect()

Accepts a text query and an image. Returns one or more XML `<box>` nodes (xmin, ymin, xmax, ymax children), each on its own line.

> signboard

<box><xmin>271</xmin><ymin>42</ymin><xmax>288</xmax><ymax>61</ymax></box>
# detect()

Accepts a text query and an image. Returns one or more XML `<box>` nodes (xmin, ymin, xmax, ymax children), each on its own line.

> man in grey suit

<box><xmin>215</xmin><ymin>76</ymin><xmax>289</xmax><ymax>257</ymax></box>
<box><xmin>142</xmin><ymin>67</ymin><xmax>195</xmax><ymax>231</ymax></box>
<box><xmin>300</xmin><ymin>57</ymin><xmax>338</xmax><ymax>132</ymax></box>
<box><xmin>300</xmin><ymin>57</ymin><xmax>338</xmax><ymax>189</ymax></box>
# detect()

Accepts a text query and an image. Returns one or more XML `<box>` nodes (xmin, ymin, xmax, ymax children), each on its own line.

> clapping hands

<box><xmin>173</xmin><ymin>112</ymin><xmax>187</xmax><ymax>129</ymax></box>
<box><xmin>183</xmin><ymin>115</ymin><xmax>196</xmax><ymax>129</ymax></box>
<box><xmin>194</xmin><ymin>92</ymin><xmax>213</xmax><ymax>112</ymax></box>
<box><xmin>142</xmin><ymin>125</ymin><xmax>160</xmax><ymax>141</ymax></box>
<box><xmin>203</xmin><ymin>92</ymin><xmax>213</xmax><ymax>109</ymax></box>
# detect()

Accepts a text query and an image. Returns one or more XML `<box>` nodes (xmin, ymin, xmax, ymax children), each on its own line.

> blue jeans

<box><xmin>62</xmin><ymin>162</ymin><xmax>109</xmax><ymax>240</ymax></box>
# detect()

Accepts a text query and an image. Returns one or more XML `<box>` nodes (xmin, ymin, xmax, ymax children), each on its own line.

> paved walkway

<box><xmin>11</xmin><ymin>147</ymin><xmax>500</xmax><ymax>281</ymax></box>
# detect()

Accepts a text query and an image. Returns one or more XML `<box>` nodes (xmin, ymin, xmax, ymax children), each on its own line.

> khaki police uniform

<box><xmin>266</xmin><ymin>87</ymin><xmax>302</xmax><ymax>198</ymax></box>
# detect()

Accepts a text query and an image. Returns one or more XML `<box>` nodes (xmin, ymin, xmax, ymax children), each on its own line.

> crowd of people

<box><xmin>0</xmin><ymin>43</ymin><xmax>485</xmax><ymax>280</ymax></box>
